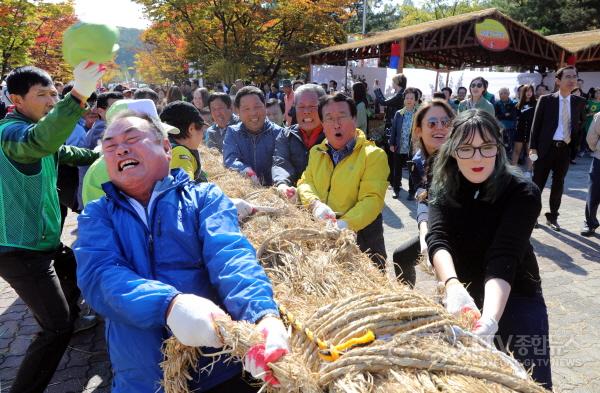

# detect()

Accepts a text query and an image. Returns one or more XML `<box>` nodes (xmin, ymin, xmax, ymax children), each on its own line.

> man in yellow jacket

<box><xmin>298</xmin><ymin>93</ymin><xmax>390</xmax><ymax>268</ymax></box>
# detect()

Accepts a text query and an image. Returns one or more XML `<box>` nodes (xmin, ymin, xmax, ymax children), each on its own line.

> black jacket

<box><xmin>271</xmin><ymin>124</ymin><xmax>325</xmax><ymax>186</ymax></box>
<box><xmin>374</xmin><ymin>87</ymin><xmax>404</xmax><ymax>129</ymax></box>
<box><xmin>427</xmin><ymin>174</ymin><xmax>542</xmax><ymax>306</ymax></box>
<box><xmin>516</xmin><ymin>101</ymin><xmax>536</xmax><ymax>135</ymax></box>
<box><xmin>530</xmin><ymin>92</ymin><xmax>586</xmax><ymax>159</ymax></box>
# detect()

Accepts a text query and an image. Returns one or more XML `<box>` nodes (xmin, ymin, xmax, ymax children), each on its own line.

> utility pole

<box><xmin>362</xmin><ymin>0</ymin><xmax>367</xmax><ymax>35</ymax></box>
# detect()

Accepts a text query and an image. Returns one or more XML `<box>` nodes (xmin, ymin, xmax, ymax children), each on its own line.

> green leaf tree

<box><xmin>0</xmin><ymin>0</ymin><xmax>37</xmax><ymax>76</ymax></box>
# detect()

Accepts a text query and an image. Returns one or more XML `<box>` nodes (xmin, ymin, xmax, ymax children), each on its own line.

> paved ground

<box><xmin>0</xmin><ymin>157</ymin><xmax>598</xmax><ymax>392</ymax></box>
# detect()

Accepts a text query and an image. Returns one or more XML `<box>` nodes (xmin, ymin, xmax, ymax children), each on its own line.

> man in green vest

<box><xmin>0</xmin><ymin>62</ymin><xmax>104</xmax><ymax>392</ymax></box>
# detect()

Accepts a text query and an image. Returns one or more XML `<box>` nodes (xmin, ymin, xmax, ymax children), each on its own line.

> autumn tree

<box><xmin>0</xmin><ymin>0</ymin><xmax>37</xmax><ymax>76</ymax></box>
<box><xmin>29</xmin><ymin>1</ymin><xmax>77</xmax><ymax>82</ymax></box>
<box><xmin>134</xmin><ymin>0</ymin><xmax>356</xmax><ymax>83</ymax></box>
<box><xmin>0</xmin><ymin>0</ymin><xmax>76</xmax><ymax>79</ymax></box>
<box><xmin>398</xmin><ymin>0</ymin><xmax>489</xmax><ymax>27</ymax></box>
<box><xmin>134</xmin><ymin>21</ymin><xmax>190</xmax><ymax>85</ymax></box>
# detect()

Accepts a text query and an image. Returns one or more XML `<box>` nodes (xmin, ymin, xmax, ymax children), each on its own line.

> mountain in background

<box><xmin>115</xmin><ymin>27</ymin><xmax>142</xmax><ymax>72</ymax></box>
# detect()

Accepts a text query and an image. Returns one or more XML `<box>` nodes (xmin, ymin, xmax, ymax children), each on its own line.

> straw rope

<box><xmin>160</xmin><ymin>146</ymin><xmax>548</xmax><ymax>393</ymax></box>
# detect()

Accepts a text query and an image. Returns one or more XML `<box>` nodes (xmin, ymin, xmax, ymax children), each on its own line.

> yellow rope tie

<box><xmin>278</xmin><ymin>304</ymin><xmax>376</xmax><ymax>362</ymax></box>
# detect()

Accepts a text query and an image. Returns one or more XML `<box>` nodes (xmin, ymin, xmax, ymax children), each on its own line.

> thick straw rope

<box><xmin>160</xmin><ymin>146</ymin><xmax>548</xmax><ymax>393</ymax></box>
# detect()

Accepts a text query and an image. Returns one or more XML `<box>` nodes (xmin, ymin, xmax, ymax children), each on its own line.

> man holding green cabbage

<box><xmin>0</xmin><ymin>23</ymin><xmax>116</xmax><ymax>392</ymax></box>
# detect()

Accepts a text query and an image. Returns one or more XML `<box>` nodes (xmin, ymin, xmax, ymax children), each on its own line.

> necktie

<box><xmin>562</xmin><ymin>97</ymin><xmax>570</xmax><ymax>144</ymax></box>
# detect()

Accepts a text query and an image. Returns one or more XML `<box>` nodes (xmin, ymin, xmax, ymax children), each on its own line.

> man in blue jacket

<box><xmin>74</xmin><ymin>111</ymin><xmax>289</xmax><ymax>392</ymax></box>
<box><xmin>223</xmin><ymin>86</ymin><xmax>284</xmax><ymax>186</ymax></box>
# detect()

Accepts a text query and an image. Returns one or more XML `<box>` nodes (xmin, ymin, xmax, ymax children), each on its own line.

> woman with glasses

<box><xmin>457</xmin><ymin>76</ymin><xmax>495</xmax><ymax>116</ymax></box>
<box><xmin>426</xmin><ymin>109</ymin><xmax>552</xmax><ymax>389</ymax></box>
<box><xmin>391</xmin><ymin>99</ymin><xmax>455</xmax><ymax>287</ymax></box>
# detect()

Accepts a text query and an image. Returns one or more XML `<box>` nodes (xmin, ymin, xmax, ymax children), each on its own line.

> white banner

<box><xmin>311</xmin><ymin>65</ymin><xmax>600</xmax><ymax>99</ymax></box>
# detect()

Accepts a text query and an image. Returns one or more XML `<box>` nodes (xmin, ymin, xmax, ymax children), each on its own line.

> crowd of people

<box><xmin>0</xmin><ymin>59</ymin><xmax>599</xmax><ymax>393</ymax></box>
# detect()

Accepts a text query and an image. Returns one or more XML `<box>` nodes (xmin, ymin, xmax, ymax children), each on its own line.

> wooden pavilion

<box><xmin>306</xmin><ymin>8</ymin><xmax>569</xmax><ymax>73</ymax></box>
<box><xmin>548</xmin><ymin>29</ymin><xmax>600</xmax><ymax>71</ymax></box>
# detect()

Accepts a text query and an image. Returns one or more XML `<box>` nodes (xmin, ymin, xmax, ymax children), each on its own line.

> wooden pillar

<box><xmin>308</xmin><ymin>56</ymin><xmax>313</xmax><ymax>82</ymax></box>
<box><xmin>559</xmin><ymin>50</ymin><xmax>566</xmax><ymax>68</ymax></box>
<box><xmin>396</xmin><ymin>38</ymin><xmax>406</xmax><ymax>72</ymax></box>
<box><xmin>344</xmin><ymin>51</ymin><xmax>349</xmax><ymax>92</ymax></box>
<box><xmin>434</xmin><ymin>69</ymin><xmax>440</xmax><ymax>91</ymax></box>
<box><xmin>445</xmin><ymin>71</ymin><xmax>450</xmax><ymax>88</ymax></box>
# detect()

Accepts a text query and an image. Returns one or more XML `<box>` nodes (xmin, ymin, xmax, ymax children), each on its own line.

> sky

<box><xmin>45</xmin><ymin>0</ymin><xmax>151</xmax><ymax>29</ymax></box>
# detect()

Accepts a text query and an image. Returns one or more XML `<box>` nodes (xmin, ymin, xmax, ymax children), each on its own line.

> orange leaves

<box><xmin>0</xmin><ymin>0</ymin><xmax>77</xmax><ymax>78</ymax></box>
<box><xmin>134</xmin><ymin>0</ymin><xmax>356</xmax><ymax>82</ymax></box>
<box><xmin>29</xmin><ymin>2</ymin><xmax>77</xmax><ymax>81</ymax></box>
<box><xmin>134</xmin><ymin>21</ymin><xmax>189</xmax><ymax>84</ymax></box>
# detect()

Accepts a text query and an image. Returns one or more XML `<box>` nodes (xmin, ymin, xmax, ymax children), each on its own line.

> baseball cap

<box><xmin>105</xmin><ymin>99</ymin><xmax>180</xmax><ymax>135</ymax></box>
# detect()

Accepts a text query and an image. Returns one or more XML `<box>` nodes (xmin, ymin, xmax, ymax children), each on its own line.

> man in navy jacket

<box><xmin>529</xmin><ymin>66</ymin><xmax>586</xmax><ymax>231</ymax></box>
<box><xmin>223</xmin><ymin>86</ymin><xmax>284</xmax><ymax>186</ymax></box>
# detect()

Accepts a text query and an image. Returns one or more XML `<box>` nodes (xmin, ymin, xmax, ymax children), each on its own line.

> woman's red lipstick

<box><xmin>472</xmin><ymin>167</ymin><xmax>484</xmax><ymax>173</ymax></box>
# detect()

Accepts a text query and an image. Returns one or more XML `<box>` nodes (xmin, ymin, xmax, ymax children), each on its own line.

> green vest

<box><xmin>0</xmin><ymin>120</ymin><xmax>61</xmax><ymax>251</ymax></box>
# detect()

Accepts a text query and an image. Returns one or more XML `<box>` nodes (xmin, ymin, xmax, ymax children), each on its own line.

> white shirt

<box><xmin>553</xmin><ymin>93</ymin><xmax>571</xmax><ymax>141</ymax></box>
<box><xmin>123</xmin><ymin>175</ymin><xmax>174</xmax><ymax>228</ymax></box>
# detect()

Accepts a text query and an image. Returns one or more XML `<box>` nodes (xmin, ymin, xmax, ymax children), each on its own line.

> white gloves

<box><xmin>72</xmin><ymin>61</ymin><xmax>106</xmax><ymax>98</ymax></box>
<box><xmin>312</xmin><ymin>201</ymin><xmax>336</xmax><ymax>221</ymax></box>
<box><xmin>231</xmin><ymin>198</ymin><xmax>256</xmax><ymax>220</ymax></box>
<box><xmin>244</xmin><ymin>316</ymin><xmax>290</xmax><ymax>386</ymax></box>
<box><xmin>276</xmin><ymin>184</ymin><xmax>298</xmax><ymax>203</ymax></box>
<box><xmin>472</xmin><ymin>314</ymin><xmax>499</xmax><ymax>345</ymax></box>
<box><xmin>242</xmin><ymin>167</ymin><xmax>260</xmax><ymax>185</ymax></box>
<box><xmin>166</xmin><ymin>294</ymin><xmax>226</xmax><ymax>348</ymax></box>
<box><xmin>444</xmin><ymin>282</ymin><xmax>480</xmax><ymax>319</ymax></box>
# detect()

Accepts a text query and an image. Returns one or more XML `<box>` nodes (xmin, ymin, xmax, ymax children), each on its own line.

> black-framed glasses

<box><xmin>455</xmin><ymin>144</ymin><xmax>498</xmax><ymax>159</ymax></box>
<box><xmin>426</xmin><ymin>117</ymin><xmax>452</xmax><ymax>129</ymax></box>
<box><xmin>470</xmin><ymin>82</ymin><xmax>484</xmax><ymax>88</ymax></box>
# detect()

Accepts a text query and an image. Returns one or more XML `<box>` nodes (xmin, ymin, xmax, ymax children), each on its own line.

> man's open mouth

<box><xmin>118</xmin><ymin>159</ymin><xmax>139</xmax><ymax>171</ymax></box>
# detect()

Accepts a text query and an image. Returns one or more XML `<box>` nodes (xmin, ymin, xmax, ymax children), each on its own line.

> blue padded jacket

<box><xmin>74</xmin><ymin>169</ymin><xmax>278</xmax><ymax>392</ymax></box>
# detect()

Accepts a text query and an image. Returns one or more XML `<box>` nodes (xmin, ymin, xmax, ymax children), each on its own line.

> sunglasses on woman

<box><xmin>470</xmin><ymin>82</ymin><xmax>484</xmax><ymax>88</ymax></box>
<box><xmin>426</xmin><ymin>117</ymin><xmax>452</xmax><ymax>129</ymax></box>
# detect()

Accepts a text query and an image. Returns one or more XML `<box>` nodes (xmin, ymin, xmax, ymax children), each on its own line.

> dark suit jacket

<box><xmin>529</xmin><ymin>92</ymin><xmax>586</xmax><ymax>159</ymax></box>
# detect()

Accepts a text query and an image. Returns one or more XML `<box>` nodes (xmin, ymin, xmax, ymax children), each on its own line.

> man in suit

<box><xmin>529</xmin><ymin>65</ymin><xmax>586</xmax><ymax>231</ymax></box>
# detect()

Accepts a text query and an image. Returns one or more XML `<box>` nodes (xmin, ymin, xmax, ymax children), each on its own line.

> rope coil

<box><xmin>279</xmin><ymin>304</ymin><xmax>376</xmax><ymax>362</ymax></box>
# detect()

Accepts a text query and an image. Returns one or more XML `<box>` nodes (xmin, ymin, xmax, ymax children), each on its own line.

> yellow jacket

<box><xmin>298</xmin><ymin>130</ymin><xmax>389</xmax><ymax>231</ymax></box>
<box><xmin>170</xmin><ymin>144</ymin><xmax>198</xmax><ymax>181</ymax></box>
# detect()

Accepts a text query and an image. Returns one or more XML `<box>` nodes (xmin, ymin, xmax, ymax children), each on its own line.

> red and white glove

<box><xmin>72</xmin><ymin>61</ymin><xmax>106</xmax><ymax>98</ymax></box>
<box><xmin>231</xmin><ymin>198</ymin><xmax>256</xmax><ymax>220</ymax></box>
<box><xmin>276</xmin><ymin>184</ymin><xmax>298</xmax><ymax>203</ymax></box>
<box><xmin>244</xmin><ymin>316</ymin><xmax>290</xmax><ymax>386</ymax></box>
<box><xmin>166</xmin><ymin>294</ymin><xmax>226</xmax><ymax>348</ymax></box>
<box><xmin>242</xmin><ymin>167</ymin><xmax>260</xmax><ymax>185</ymax></box>
<box><xmin>312</xmin><ymin>201</ymin><xmax>336</xmax><ymax>222</ymax></box>
<box><xmin>472</xmin><ymin>314</ymin><xmax>499</xmax><ymax>345</ymax></box>
<box><xmin>443</xmin><ymin>281</ymin><xmax>481</xmax><ymax>322</ymax></box>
